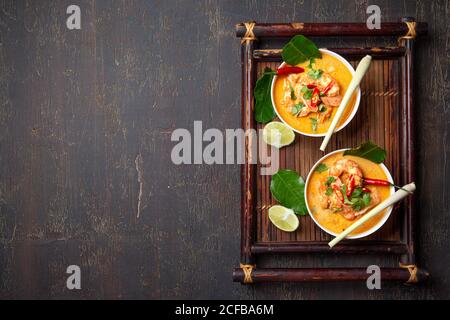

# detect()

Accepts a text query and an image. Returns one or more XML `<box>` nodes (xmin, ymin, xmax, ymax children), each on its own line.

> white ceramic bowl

<box><xmin>305</xmin><ymin>148</ymin><xmax>395</xmax><ymax>239</ymax></box>
<box><xmin>271</xmin><ymin>49</ymin><xmax>361</xmax><ymax>137</ymax></box>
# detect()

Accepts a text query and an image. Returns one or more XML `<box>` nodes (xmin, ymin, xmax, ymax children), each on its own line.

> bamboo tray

<box><xmin>233</xmin><ymin>19</ymin><xmax>430</xmax><ymax>284</ymax></box>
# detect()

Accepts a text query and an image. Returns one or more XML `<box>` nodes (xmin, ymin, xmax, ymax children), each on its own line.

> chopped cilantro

<box><xmin>301</xmin><ymin>86</ymin><xmax>313</xmax><ymax>99</ymax></box>
<box><xmin>318</xmin><ymin>104</ymin><xmax>327</xmax><ymax>112</ymax></box>
<box><xmin>337</xmin><ymin>185</ymin><xmax>373</xmax><ymax>212</ymax></box>
<box><xmin>315</xmin><ymin>163</ymin><xmax>328</xmax><ymax>173</ymax></box>
<box><xmin>308</xmin><ymin>69</ymin><xmax>323</xmax><ymax>80</ymax></box>
<box><xmin>351</xmin><ymin>187</ymin><xmax>363</xmax><ymax>198</ymax></box>
<box><xmin>352</xmin><ymin>202</ymin><xmax>363</xmax><ymax>212</ymax></box>
<box><xmin>310</xmin><ymin>117</ymin><xmax>318</xmax><ymax>132</ymax></box>
<box><xmin>289</xmin><ymin>83</ymin><xmax>297</xmax><ymax>100</ymax></box>
<box><xmin>291</xmin><ymin>103</ymin><xmax>304</xmax><ymax>116</ymax></box>
<box><xmin>340</xmin><ymin>185</ymin><xmax>353</xmax><ymax>205</ymax></box>
<box><xmin>325</xmin><ymin>176</ymin><xmax>336</xmax><ymax>186</ymax></box>
<box><xmin>362</xmin><ymin>192</ymin><xmax>371</xmax><ymax>206</ymax></box>
<box><xmin>307</xmin><ymin>58</ymin><xmax>316</xmax><ymax>69</ymax></box>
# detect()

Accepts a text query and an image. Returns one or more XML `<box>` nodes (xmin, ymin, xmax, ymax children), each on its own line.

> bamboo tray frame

<box><xmin>233</xmin><ymin>18</ymin><xmax>429</xmax><ymax>284</ymax></box>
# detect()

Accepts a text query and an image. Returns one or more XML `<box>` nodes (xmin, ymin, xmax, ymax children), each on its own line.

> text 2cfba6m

<box><xmin>175</xmin><ymin>304</ymin><xmax>274</xmax><ymax>317</ymax></box>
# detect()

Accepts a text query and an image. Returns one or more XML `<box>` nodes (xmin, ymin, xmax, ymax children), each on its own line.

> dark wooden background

<box><xmin>0</xmin><ymin>0</ymin><xmax>448</xmax><ymax>299</ymax></box>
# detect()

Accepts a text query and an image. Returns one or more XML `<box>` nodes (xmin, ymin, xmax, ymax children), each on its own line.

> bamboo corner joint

<box><xmin>398</xmin><ymin>21</ymin><xmax>417</xmax><ymax>44</ymax></box>
<box><xmin>239</xmin><ymin>263</ymin><xmax>256</xmax><ymax>284</ymax></box>
<box><xmin>240</xmin><ymin>22</ymin><xmax>257</xmax><ymax>45</ymax></box>
<box><xmin>399</xmin><ymin>263</ymin><xmax>419</xmax><ymax>284</ymax></box>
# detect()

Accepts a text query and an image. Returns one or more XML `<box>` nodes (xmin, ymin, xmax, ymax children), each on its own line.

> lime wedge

<box><xmin>262</xmin><ymin>121</ymin><xmax>295</xmax><ymax>148</ymax></box>
<box><xmin>268</xmin><ymin>205</ymin><xmax>299</xmax><ymax>232</ymax></box>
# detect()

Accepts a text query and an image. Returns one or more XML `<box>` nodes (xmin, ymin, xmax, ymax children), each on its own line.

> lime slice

<box><xmin>268</xmin><ymin>205</ymin><xmax>299</xmax><ymax>232</ymax></box>
<box><xmin>262</xmin><ymin>121</ymin><xmax>295</xmax><ymax>148</ymax></box>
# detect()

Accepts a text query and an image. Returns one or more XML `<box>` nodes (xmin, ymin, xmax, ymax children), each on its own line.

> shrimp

<box><xmin>318</xmin><ymin>159</ymin><xmax>365</xmax><ymax>218</ymax></box>
<box><xmin>316</xmin><ymin>73</ymin><xmax>340</xmax><ymax>96</ymax></box>
<box><xmin>282</xmin><ymin>71</ymin><xmax>342</xmax><ymax>118</ymax></box>
<box><xmin>329</xmin><ymin>159</ymin><xmax>363</xmax><ymax>187</ymax></box>
<box><xmin>287</xmin><ymin>73</ymin><xmax>310</xmax><ymax>86</ymax></box>
<box><xmin>284</xmin><ymin>73</ymin><xmax>311</xmax><ymax>99</ymax></box>
<box><xmin>342</xmin><ymin>209</ymin><xmax>357</xmax><ymax>220</ymax></box>
<box><xmin>298</xmin><ymin>105</ymin><xmax>311</xmax><ymax>117</ymax></box>
<box><xmin>321</xmin><ymin>95</ymin><xmax>342</xmax><ymax>107</ymax></box>
<box><xmin>318</xmin><ymin>159</ymin><xmax>382</xmax><ymax>221</ymax></box>
<box><xmin>320</xmin><ymin>106</ymin><xmax>333</xmax><ymax>123</ymax></box>
<box><xmin>289</xmin><ymin>71</ymin><xmax>340</xmax><ymax>97</ymax></box>
<box><xmin>318</xmin><ymin>177</ymin><xmax>344</xmax><ymax>211</ymax></box>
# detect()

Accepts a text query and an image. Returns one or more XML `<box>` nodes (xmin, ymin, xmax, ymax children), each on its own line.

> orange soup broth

<box><xmin>274</xmin><ymin>52</ymin><xmax>358</xmax><ymax>134</ymax></box>
<box><xmin>306</xmin><ymin>152</ymin><xmax>393</xmax><ymax>236</ymax></box>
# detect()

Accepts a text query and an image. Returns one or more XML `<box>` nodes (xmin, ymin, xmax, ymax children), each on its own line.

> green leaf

<box><xmin>318</xmin><ymin>104</ymin><xmax>327</xmax><ymax>113</ymax></box>
<box><xmin>270</xmin><ymin>170</ymin><xmax>307</xmax><ymax>215</ymax></box>
<box><xmin>281</xmin><ymin>35</ymin><xmax>322</xmax><ymax>66</ymax></box>
<box><xmin>315</xmin><ymin>163</ymin><xmax>328</xmax><ymax>173</ymax></box>
<box><xmin>343</xmin><ymin>141</ymin><xmax>387</xmax><ymax>164</ymax></box>
<box><xmin>254</xmin><ymin>68</ymin><xmax>276</xmax><ymax>123</ymax></box>
<box><xmin>325</xmin><ymin>187</ymin><xmax>333</xmax><ymax>196</ymax></box>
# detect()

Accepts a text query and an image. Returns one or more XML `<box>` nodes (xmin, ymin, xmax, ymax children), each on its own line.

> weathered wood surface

<box><xmin>0</xmin><ymin>0</ymin><xmax>448</xmax><ymax>299</ymax></box>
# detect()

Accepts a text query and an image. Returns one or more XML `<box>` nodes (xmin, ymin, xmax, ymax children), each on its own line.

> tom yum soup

<box><xmin>306</xmin><ymin>150</ymin><xmax>394</xmax><ymax>238</ymax></box>
<box><xmin>272</xmin><ymin>49</ymin><xmax>360</xmax><ymax>136</ymax></box>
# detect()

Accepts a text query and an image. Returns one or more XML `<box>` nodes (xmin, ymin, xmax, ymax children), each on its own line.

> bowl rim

<box><xmin>304</xmin><ymin>148</ymin><xmax>395</xmax><ymax>239</ymax></box>
<box><xmin>271</xmin><ymin>48</ymin><xmax>361</xmax><ymax>137</ymax></box>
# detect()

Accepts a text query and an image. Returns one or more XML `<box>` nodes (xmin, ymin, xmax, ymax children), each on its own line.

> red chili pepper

<box><xmin>364</xmin><ymin>178</ymin><xmax>412</xmax><ymax>194</ymax></box>
<box><xmin>307</xmin><ymin>84</ymin><xmax>316</xmax><ymax>89</ymax></box>
<box><xmin>322</xmin><ymin>80</ymin><xmax>335</xmax><ymax>95</ymax></box>
<box><xmin>277</xmin><ymin>66</ymin><xmax>304</xmax><ymax>76</ymax></box>
<box><xmin>364</xmin><ymin>178</ymin><xmax>391</xmax><ymax>186</ymax></box>
<box><xmin>362</xmin><ymin>187</ymin><xmax>371</xmax><ymax>193</ymax></box>
<box><xmin>310</xmin><ymin>87</ymin><xmax>321</xmax><ymax>110</ymax></box>
<box><xmin>346</xmin><ymin>175</ymin><xmax>355</xmax><ymax>197</ymax></box>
